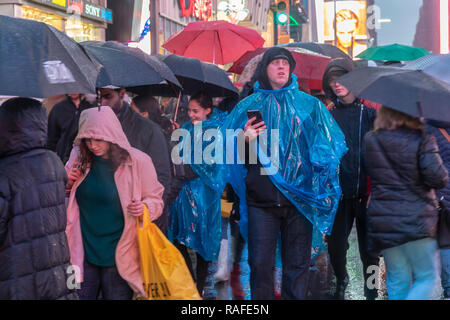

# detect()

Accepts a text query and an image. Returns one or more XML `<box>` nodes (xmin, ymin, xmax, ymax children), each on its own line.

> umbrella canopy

<box><xmin>404</xmin><ymin>54</ymin><xmax>450</xmax><ymax>85</ymax></box>
<box><xmin>279</xmin><ymin>42</ymin><xmax>351</xmax><ymax>60</ymax></box>
<box><xmin>228</xmin><ymin>47</ymin><xmax>332</xmax><ymax>90</ymax></box>
<box><xmin>356</xmin><ymin>43</ymin><xmax>430</xmax><ymax>61</ymax></box>
<box><xmin>336</xmin><ymin>66</ymin><xmax>450</xmax><ymax>122</ymax></box>
<box><xmin>162</xmin><ymin>20</ymin><xmax>265</xmax><ymax>65</ymax></box>
<box><xmin>0</xmin><ymin>15</ymin><xmax>98</xmax><ymax>98</ymax></box>
<box><xmin>80</xmin><ymin>41</ymin><xmax>181</xmax><ymax>96</ymax></box>
<box><xmin>156</xmin><ymin>54</ymin><xmax>238</xmax><ymax>98</ymax></box>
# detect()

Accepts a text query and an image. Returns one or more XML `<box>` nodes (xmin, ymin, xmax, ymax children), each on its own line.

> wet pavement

<box><xmin>203</xmin><ymin>226</ymin><xmax>390</xmax><ymax>300</ymax></box>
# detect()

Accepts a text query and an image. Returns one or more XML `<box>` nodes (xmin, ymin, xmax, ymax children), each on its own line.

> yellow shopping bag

<box><xmin>136</xmin><ymin>205</ymin><xmax>201</xmax><ymax>300</ymax></box>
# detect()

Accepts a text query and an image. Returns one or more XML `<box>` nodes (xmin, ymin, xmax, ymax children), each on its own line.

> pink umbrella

<box><xmin>162</xmin><ymin>20</ymin><xmax>265</xmax><ymax>65</ymax></box>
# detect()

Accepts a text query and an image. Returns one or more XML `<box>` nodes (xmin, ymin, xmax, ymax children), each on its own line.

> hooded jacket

<box><xmin>0</xmin><ymin>98</ymin><xmax>77</xmax><ymax>300</ymax></box>
<box><xmin>322</xmin><ymin>58</ymin><xmax>376</xmax><ymax>198</ymax></box>
<box><xmin>65</xmin><ymin>106</ymin><xmax>164</xmax><ymax>298</ymax></box>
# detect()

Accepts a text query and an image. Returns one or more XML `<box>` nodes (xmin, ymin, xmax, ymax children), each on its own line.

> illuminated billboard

<box><xmin>322</xmin><ymin>0</ymin><xmax>368</xmax><ymax>57</ymax></box>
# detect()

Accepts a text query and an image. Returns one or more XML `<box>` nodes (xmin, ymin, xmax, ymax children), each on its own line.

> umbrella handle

<box><xmin>417</xmin><ymin>101</ymin><xmax>425</xmax><ymax>122</ymax></box>
<box><xmin>174</xmin><ymin>91</ymin><xmax>182</xmax><ymax>123</ymax></box>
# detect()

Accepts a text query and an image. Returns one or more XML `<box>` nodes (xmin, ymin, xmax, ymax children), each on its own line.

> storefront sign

<box><xmin>31</xmin><ymin>0</ymin><xmax>112</xmax><ymax>23</ymax></box>
<box><xmin>179</xmin><ymin>0</ymin><xmax>212</xmax><ymax>21</ymax></box>
<box><xmin>83</xmin><ymin>2</ymin><xmax>113</xmax><ymax>23</ymax></box>
<box><xmin>30</xmin><ymin>0</ymin><xmax>67</xmax><ymax>10</ymax></box>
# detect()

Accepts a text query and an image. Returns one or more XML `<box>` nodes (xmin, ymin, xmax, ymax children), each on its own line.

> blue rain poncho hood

<box><xmin>169</xmin><ymin>108</ymin><xmax>228</xmax><ymax>261</ymax></box>
<box><xmin>222</xmin><ymin>74</ymin><xmax>348</xmax><ymax>254</ymax></box>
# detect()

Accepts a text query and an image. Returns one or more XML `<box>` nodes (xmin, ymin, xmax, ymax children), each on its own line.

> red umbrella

<box><xmin>162</xmin><ymin>20</ymin><xmax>265</xmax><ymax>65</ymax></box>
<box><xmin>228</xmin><ymin>47</ymin><xmax>332</xmax><ymax>90</ymax></box>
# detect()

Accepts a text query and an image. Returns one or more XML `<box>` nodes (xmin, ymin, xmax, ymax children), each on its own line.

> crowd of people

<box><xmin>0</xmin><ymin>47</ymin><xmax>448</xmax><ymax>301</ymax></box>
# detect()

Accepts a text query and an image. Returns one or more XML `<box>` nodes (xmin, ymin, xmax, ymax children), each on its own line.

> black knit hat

<box><xmin>254</xmin><ymin>47</ymin><xmax>296</xmax><ymax>90</ymax></box>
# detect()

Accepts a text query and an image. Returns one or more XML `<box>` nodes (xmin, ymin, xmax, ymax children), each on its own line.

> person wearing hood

<box><xmin>65</xmin><ymin>106</ymin><xmax>164</xmax><ymax>300</ymax></box>
<box><xmin>98</xmin><ymin>87</ymin><xmax>171</xmax><ymax>235</ymax></box>
<box><xmin>322</xmin><ymin>58</ymin><xmax>379</xmax><ymax>299</ymax></box>
<box><xmin>223</xmin><ymin>47</ymin><xmax>347</xmax><ymax>300</ymax></box>
<box><xmin>0</xmin><ymin>97</ymin><xmax>78</xmax><ymax>300</ymax></box>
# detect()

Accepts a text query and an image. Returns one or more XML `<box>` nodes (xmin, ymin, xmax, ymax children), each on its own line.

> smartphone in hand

<box><xmin>246</xmin><ymin>110</ymin><xmax>263</xmax><ymax>124</ymax></box>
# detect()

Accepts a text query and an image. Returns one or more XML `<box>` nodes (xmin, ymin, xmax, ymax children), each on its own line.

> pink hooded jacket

<box><xmin>65</xmin><ymin>106</ymin><xmax>164</xmax><ymax>298</ymax></box>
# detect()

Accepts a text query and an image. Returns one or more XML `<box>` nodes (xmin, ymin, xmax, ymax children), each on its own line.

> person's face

<box><xmin>266</xmin><ymin>58</ymin><xmax>290</xmax><ymax>90</ymax></box>
<box><xmin>85</xmin><ymin>139</ymin><xmax>111</xmax><ymax>159</ymax></box>
<box><xmin>329</xmin><ymin>77</ymin><xmax>351</xmax><ymax>98</ymax></box>
<box><xmin>160</xmin><ymin>97</ymin><xmax>170</xmax><ymax>107</ymax></box>
<box><xmin>336</xmin><ymin>19</ymin><xmax>357</xmax><ymax>48</ymax></box>
<box><xmin>130</xmin><ymin>101</ymin><xmax>149</xmax><ymax>119</ymax></box>
<box><xmin>188</xmin><ymin>99</ymin><xmax>211</xmax><ymax>124</ymax></box>
<box><xmin>69</xmin><ymin>94</ymin><xmax>81</xmax><ymax>101</ymax></box>
<box><xmin>99</xmin><ymin>88</ymin><xmax>124</xmax><ymax>114</ymax></box>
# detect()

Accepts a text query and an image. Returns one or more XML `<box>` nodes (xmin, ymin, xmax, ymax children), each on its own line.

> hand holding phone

<box><xmin>247</xmin><ymin>110</ymin><xmax>263</xmax><ymax>124</ymax></box>
<box><xmin>245</xmin><ymin>110</ymin><xmax>266</xmax><ymax>142</ymax></box>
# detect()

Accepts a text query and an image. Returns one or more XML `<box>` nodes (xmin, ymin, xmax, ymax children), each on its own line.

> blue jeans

<box><xmin>77</xmin><ymin>260</ymin><xmax>133</xmax><ymax>300</ymax></box>
<box><xmin>247</xmin><ymin>206</ymin><xmax>312</xmax><ymax>300</ymax></box>
<box><xmin>382</xmin><ymin>238</ymin><xmax>439</xmax><ymax>300</ymax></box>
<box><xmin>441</xmin><ymin>248</ymin><xmax>450</xmax><ymax>297</ymax></box>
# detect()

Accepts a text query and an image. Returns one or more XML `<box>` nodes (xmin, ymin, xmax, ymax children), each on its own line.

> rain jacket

<box><xmin>364</xmin><ymin>129</ymin><xmax>448</xmax><ymax>253</ymax></box>
<box><xmin>0</xmin><ymin>100</ymin><xmax>77</xmax><ymax>300</ymax></box>
<box><xmin>222</xmin><ymin>72</ymin><xmax>348</xmax><ymax>243</ymax></box>
<box><xmin>169</xmin><ymin>109</ymin><xmax>228</xmax><ymax>261</ymax></box>
<box><xmin>65</xmin><ymin>106</ymin><xmax>164</xmax><ymax>298</ymax></box>
<box><xmin>322</xmin><ymin>58</ymin><xmax>377</xmax><ymax>198</ymax></box>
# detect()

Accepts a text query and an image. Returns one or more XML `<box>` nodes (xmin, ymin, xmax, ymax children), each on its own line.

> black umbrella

<box><xmin>404</xmin><ymin>54</ymin><xmax>450</xmax><ymax>85</ymax></box>
<box><xmin>336</xmin><ymin>66</ymin><xmax>450</xmax><ymax>122</ymax></box>
<box><xmin>0</xmin><ymin>15</ymin><xmax>98</xmax><ymax>98</ymax></box>
<box><xmin>155</xmin><ymin>54</ymin><xmax>238</xmax><ymax>98</ymax></box>
<box><xmin>278</xmin><ymin>42</ymin><xmax>351</xmax><ymax>60</ymax></box>
<box><xmin>80</xmin><ymin>41</ymin><xmax>181</xmax><ymax>96</ymax></box>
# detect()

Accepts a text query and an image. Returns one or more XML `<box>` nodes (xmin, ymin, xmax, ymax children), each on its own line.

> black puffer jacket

<box><xmin>428</xmin><ymin>125</ymin><xmax>450</xmax><ymax>248</ymax></box>
<box><xmin>323</xmin><ymin>58</ymin><xmax>376</xmax><ymax>198</ymax></box>
<box><xmin>364</xmin><ymin>129</ymin><xmax>448</xmax><ymax>253</ymax></box>
<box><xmin>0</xmin><ymin>99</ymin><xmax>78</xmax><ymax>300</ymax></box>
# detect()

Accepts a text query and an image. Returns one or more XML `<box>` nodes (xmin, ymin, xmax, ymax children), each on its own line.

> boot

<box><xmin>214</xmin><ymin>239</ymin><xmax>229</xmax><ymax>282</ymax></box>
<box><xmin>230</xmin><ymin>263</ymin><xmax>244</xmax><ymax>300</ymax></box>
<box><xmin>334</xmin><ymin>274</ymin><xmax>349</xmax><ymax>300</ymax></box>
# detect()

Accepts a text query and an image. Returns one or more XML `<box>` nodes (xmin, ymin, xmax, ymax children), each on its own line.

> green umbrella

<box><xmin>356</xmin><ymin>43</ymin><xmax>430</xmax><ymax>61</ymax></box>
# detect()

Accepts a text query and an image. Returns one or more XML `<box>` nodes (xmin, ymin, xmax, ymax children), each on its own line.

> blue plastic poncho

<box><xmin>222</xmin><ymin>74</ymin><xmax>347</xmax><ymax>256</ymax></box>
<box><xmin>169</xmin><ymin>108</ymin><xmax>228</xmax><ymax>261</ymax></box>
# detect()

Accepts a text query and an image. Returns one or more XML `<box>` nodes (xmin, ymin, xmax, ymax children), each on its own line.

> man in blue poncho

<box><xmin>223</xmin><ymin>47</ymin><xmax>347</xmax><ymax>300</ymax></box>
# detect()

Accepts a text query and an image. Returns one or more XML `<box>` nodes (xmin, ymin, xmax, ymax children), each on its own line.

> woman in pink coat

<box><xmin>65</xmin><ymin>106</ymin><xmax>164</xmax><ymax>300</ymax></box>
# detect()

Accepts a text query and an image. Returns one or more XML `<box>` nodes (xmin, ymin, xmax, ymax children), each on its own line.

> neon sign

<box><xmin>179</xmin><ymin>0</ymin><xmax>212</xmax><ymax>21</ymax></box>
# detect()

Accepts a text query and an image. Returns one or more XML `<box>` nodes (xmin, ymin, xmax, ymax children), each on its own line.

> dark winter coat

<box><xmin>118</xmin><ymin>103</ymin><xmax>171</xmax><ymax>197</ymax></box>
<box><xmin>364</xmin><ymin>128</ymin><xmax>449</xmax><ymax>253</ymax></box>
<box><xmin>47</xmin><ymin>96</ymin><xmax>94</xmax><ymax>164</ymax></box>
<box><xmin>427</xmin><ymin>125</ymin><xmax>450</xmax><ymax>248</ymax></box>
<box><xmin>0</xmin><ymin>102</ymin><xmax>78</xmax><ymax>300</ymax></box>
<box><xmin>322</xmin><ymin>58</ymin><xmax>376</xmax><ymax>199</ymax></box>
